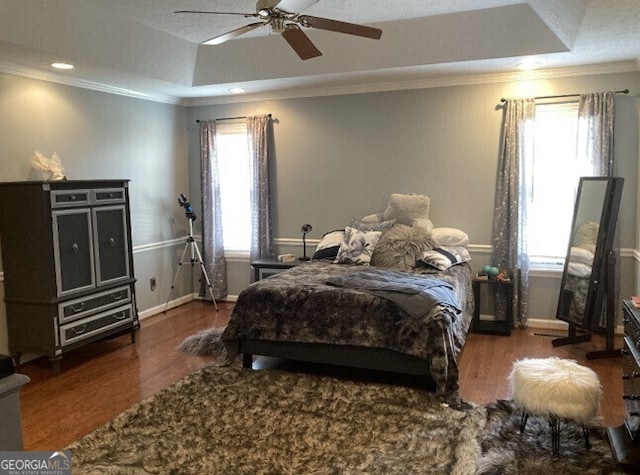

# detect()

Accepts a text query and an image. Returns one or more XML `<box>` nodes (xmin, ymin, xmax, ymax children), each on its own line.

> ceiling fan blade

<box><xmin>203</xmin><ymin>22</ymin><xmax>267</xmax><ymax>46</ymax></box>
<box><xmin>174</xmin><ymin>10</ymin><xmax>257</xmax><ymax>18</ymax></box>
<box><xmin>281</xmin><ymin>25</ymin><xmax>322</xmax><ymax>60</ymax></box>
<box><xmin>276</xmin><ymin>0</ymin><xmax>318</xmax><ymax>14</ymax></box>
<box><xmin>298</xmin><ymin>15</ymin><xmax>382</xmax><ymax>40</ymax></box>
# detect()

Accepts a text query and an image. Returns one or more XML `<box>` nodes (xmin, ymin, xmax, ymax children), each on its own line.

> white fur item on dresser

<box><xmin>509</xmin><ymin>357</ymin><xmax>602</xmax><ymax>425</ymax></box>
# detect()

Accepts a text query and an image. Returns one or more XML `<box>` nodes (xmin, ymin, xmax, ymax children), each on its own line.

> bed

<box><xmin>221</xmin><ymin>223</ymin><xmax>474</xmax><ymax>400</ymax></box>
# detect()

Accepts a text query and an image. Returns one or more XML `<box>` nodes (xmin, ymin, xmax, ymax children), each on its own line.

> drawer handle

<box><xmin>109</xmin><ymin>238</ymin><xmax>116</xmax><ymax>247</ymax></box>
<box><xmin>69</xmin><ymin>195</ymin><xmax>76</xmax><ymax>201</ymax></box>
<box><xmin>114</xmin><ymin>312</ymin><xmax>127</xmax><ymax>320</ymax></box>
<box><xmin>72</xmin><ymin>243</ymin><xmax>79</xmax><ymax>253</ymax></box>
<box><xmin>70</xmin><ymin>303</ymin><xmax>85</xmax><ymax>313</ymax></box>
<box><xmin>108</xmin><ymin>193</ymin><xmax>114</xmax><ymax>198</ymax></box>
<box><xmin>72</xmin><ymin>325</ymin><xmax>87</xmax><ymax>335</ymax></box>
<box><xmin>110</xmin><ymin>291</ymin><xmax>124</xmax><ymax>301</ymax></box>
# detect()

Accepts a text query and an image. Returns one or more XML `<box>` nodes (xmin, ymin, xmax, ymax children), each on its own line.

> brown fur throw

<box><xmin>370</xmin><ymin>224</ymin><xmax>435</xmax><ymax>271</ymax></box>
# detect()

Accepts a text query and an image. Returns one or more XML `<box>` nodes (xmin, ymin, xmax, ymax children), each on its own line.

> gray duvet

<box><xmin>222</xmin><ymin>261</ymin><xmax>474</xmax><ymax>396</ymax></box>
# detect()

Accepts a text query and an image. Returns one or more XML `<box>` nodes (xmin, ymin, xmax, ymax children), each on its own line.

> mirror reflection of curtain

<box><xmin>200</xmin><ymin>120</ymin><xmax>228</xmax><ymax>299</ymax></box>
<box><xmin>492</xmin><ymin>99</ymin><xmax>535</xmax><ymax>326</ymax></box>
<box><xmin>247</xmin><ymin>115</ymin><xmax>275</xmax><ymax>266</ymax></box>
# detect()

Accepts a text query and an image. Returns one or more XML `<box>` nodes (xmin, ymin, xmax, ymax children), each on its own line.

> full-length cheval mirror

<box><xmin>554</xmin><ymin>177</ymin><xmax>623</xmax><ymax>355</ymax></box>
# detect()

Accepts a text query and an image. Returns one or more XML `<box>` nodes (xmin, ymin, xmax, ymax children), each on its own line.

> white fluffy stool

<box><xmin>509</xmin><ymin>357</ymin><xmax>602</xmax><ymax>456</ymax></box>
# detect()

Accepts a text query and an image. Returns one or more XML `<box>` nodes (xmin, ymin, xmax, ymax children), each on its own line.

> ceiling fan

<box><xmin>175</xmin><ymin>0</ymin><xmax>383</xmax><ymax>60</ymax></box>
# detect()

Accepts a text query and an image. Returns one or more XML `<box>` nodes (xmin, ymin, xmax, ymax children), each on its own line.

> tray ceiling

<box><xmin>0</xmin><ymin>0</ymin><xmax>637</xmax><ymax>103</ymax></box>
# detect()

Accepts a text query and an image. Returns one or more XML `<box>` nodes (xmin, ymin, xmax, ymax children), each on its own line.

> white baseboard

<box><xmin>138</xmin><ymin>293</ymin><xmax>239</xmax><ymax>321</ymax></box>
<box><xmin>138</xmin><ymin>293</ymin><xmax>199</xmax><ymax>320</ymax></box>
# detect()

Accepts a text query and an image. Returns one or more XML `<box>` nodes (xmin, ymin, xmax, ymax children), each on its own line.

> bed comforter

<box><xmin>222</xmin><ymin>261</ymin><xmax>474</xmax><ymax>396</ymax></box>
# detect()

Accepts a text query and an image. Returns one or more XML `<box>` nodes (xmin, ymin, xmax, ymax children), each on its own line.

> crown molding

<box><xmin>0</xmin><ymin>63</ymin><xmax>187</xmax><ymax>106</ymax></box>
<box><xmin>2</xmin><ymin>58</ymin><xmax>636</xmax><ymax>107</ymax></box>
<box><xmin>185</xmin><ymin>60</ymin><xmax>639</xmax><ymax>107</ymax></box>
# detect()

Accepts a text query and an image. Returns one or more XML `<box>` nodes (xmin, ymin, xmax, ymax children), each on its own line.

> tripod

<box><xmin>164</xmin><ymin>197</ymin><xmax>218</xmax><ymax>312</ymax></box>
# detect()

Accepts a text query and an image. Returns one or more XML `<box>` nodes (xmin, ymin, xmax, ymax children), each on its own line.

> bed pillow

<box><xmin>431</xmin><ymin>227</ymin><xmax>469</xmax><ymax>247</ymax></box>
<box><xmin>360</xmin><ymin>193</ymin><xmax>433</xmax><ymax>232</ymax></box>
<box><xmin>569</xmin><ymin>246</ymin><xmax>594</xmax><ymax>266</ymax></box>
<box><xmin>312</xmin><ymin>229</ymin><xmax>345</xmax><ymax>260</ymax></box>
<box><xmin>348</xmin><ymin>217</ymin><xmax>396</xmax><ymax>232</ymax></box>
<box><xmin>419</xmin><ymin>246</ymin><xmax>471</xmax><ymax>271</ymax></box>
<box><xmin>370</xmin><ymin>224</ymin><xmax>435</xmax><ymax>271</ymax></box>
<box><xmin>334</xmin><ymin>226</ymin><xmax>382</xmax><ymax>265</ymax></box>
<box><xmin>568</xmin><ymin>262</ymin><xmax>592</xmax><ymax>278</ymax></box>
<box><xmin>574</xmin><ymin>221</ymin><xmax>599</xmax><ymax>253</ymax></box>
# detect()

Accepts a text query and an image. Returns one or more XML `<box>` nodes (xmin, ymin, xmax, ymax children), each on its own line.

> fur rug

<box><xmin>478</xmin><ymin>400</ymin><xmax>628</xmax><ymax>474</ymax></box>
<box><xmin>66</xmin><ymin>366</ymin><xmax>485</xmax><ymax>474</ymax></box>
<box><xmin>65</xmin><ymin>364</ymin><xmax>631</xmax><ymax>474</ymax></box>
<box><xmin>177</xmin><ymin>326</ymin><xmax>229</xmax><ymax>361</ymax></box>
<box><xmin>176</xmin><ymin>331</ymin><xmax>631</xmax><ymax>474</ymax></box>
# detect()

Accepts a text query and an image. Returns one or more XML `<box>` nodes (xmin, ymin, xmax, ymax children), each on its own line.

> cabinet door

<box><xmin>53</xmin><ymin>209</ymin><xmax>95</xmax><ymax>296</ymax></box>
<box><xmin>93</xmin><ymin>205</ymin><xmax>130</xmax><ymax>286</ymax></box>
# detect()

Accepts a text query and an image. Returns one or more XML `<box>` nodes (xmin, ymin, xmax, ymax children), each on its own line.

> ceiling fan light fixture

<box><xmin>178</xmin><ymin>1</ymin><xmax>382</xmax><ymax>60</ymax></box>
<box><xmin>256</xmin><ymin>0</ymin><xmax>279</xmax><ymax>17</ymax></box>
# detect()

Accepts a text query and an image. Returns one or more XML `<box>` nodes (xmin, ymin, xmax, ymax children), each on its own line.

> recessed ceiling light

<box><xmin>516</xmin><ymin>58</ymin><xmax>542</xmax><ymax>71</ymax></box>
<box><xmin>51</xmin><ymin>62</ymin><xmax>75</xmax><ymax>70</ymax></box>
<box><xmin>230</xmin><ymin>87</ymin><xmax>246</xmax><ymax>94</ymax></box>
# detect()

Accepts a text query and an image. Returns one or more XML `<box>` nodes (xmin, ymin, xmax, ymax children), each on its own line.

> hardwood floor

<box><xmin>16</xmin><ymin>301</ymin><xmax>625</xmax><ymax>451</ymax></box>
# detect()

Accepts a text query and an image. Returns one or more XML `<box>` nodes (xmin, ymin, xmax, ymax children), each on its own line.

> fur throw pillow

<box><xmin>371</xmin><ymin>224</ymin><xmax>436</xmax><ymax>271</ymax></box>
<box><xmin>360</xmin><ymin>193</ymin><xmax>434</xmax><ymax>232</ymax></box>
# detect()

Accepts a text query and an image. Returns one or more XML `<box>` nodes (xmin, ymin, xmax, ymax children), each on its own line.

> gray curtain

<box><xmin>247</xmin><ymin>115</ymin><xmax>274</xmax><ymax>267</ymax></box>
<box><xmin>199</xmin><ymin>120</ymin><xmax>228</xmax><ymax>300</ymax></box>
<box><xmin>577</xmin><ymin>91</ymin><xmax>617</xmax><ymax>327</ymax></box>
<box><xmin>577</xmin><ymin>92</ymin><xmax>616</xmax><ymax>176</ymax></box>
<box><xmin>492</xmin><ymin>99</ymin><xmax>536</xmax><ymax>326</ymax></box>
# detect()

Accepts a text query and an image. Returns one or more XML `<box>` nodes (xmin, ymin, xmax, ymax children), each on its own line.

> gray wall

<box><xmin>188</xmin><ymin>71</ymin><xmax>640</xmax><ymax>326</ymax></box>
<box><xmin>0</xmin><ymin>73</ymin><xmax>194</xmax><ymax>355</ymax></box>
<box><xmin>0</xmin><ymin>69</ymin><xmax>638</xmax><ymax>355</ymax></box>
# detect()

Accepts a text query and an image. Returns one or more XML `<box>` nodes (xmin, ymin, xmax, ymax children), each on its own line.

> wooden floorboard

<box><xmin>16</xmin><ymin>301</ymin><xmax>625</xmax><ymax>451</ymax></box>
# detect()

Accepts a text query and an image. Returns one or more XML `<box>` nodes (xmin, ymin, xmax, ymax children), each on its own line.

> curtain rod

<box><xmin>500</xmin><ymin>89</ymin><xmax>629</xmax><ymax>103</ymax></box>
<box><xmin>196</xmin><ymin>113</ymin><xmax>272</xmax><ymax>124</ymax></box>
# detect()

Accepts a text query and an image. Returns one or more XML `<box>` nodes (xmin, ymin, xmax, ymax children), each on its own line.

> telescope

<box><xmin>178</xmin><ymin>193</ymin><xmax>196</xmax><ymax>221</ymax></box>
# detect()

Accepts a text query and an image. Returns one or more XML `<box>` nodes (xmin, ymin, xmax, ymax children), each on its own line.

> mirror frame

<box><xmin>556</xmin><ymin>176</ymin><xmax>623</xmax><ymax>330</ymax></box>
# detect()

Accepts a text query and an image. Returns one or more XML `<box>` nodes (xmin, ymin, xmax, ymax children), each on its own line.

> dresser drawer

<box><xmin>623</xmin><ymin>336</ymin><xmax>640</xmax><ymax>439</ymax></box>
<box><xmin>92</xmin><ymin>188</ymin><xmax>126</xmax><ymax>205</ymax></box>
<box><xmin>58</xmin><ymin>286</ymin><xmax>131</xmax><ymax>323</ymax></box>
<box><xmin>51</xmin><ymin>189</ymin><xmax>91</xmax><ymax>208</ymax></box>
<box><xmin>59</xmin><ymin>304</ymin><xmax>134</xmax><ymax>347</ymax></box>
<box><xmin>625</xmin><ymin>309</ymin><xmax>640</xmax><ymax>354</ymax></box>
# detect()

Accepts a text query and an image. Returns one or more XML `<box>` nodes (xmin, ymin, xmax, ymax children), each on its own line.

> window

<box><xmin>528</xmin><ymin>102</ymin><xmax>594</xmax><ymax>266</ymax></box>
<box><xmin>216</xmin><ymin>120</ymin><xmax>251</xmax><ymax>253</ymax></box>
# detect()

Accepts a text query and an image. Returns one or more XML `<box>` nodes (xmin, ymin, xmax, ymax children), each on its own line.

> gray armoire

<box><xmin>0</xmin><ymin>180</ymin><xmax>139</xmax><ymax>372</ymax></box>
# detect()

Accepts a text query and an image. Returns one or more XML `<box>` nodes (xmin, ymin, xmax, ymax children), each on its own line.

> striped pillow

<box><xmin>420</xmin><ymin>246</ymin><xmax>471</xmax><ymax>270</ymax></box>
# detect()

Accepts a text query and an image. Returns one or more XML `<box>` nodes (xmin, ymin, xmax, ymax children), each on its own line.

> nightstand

<box><xmin>251</xmin><ymin>258</ymin><xmax>302</xmax><ymax>281</ymax></box>
<box><xmin>471</xmin><ymin>278</ymin><xmax>514</xmax><ymax>336</ymax></box>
